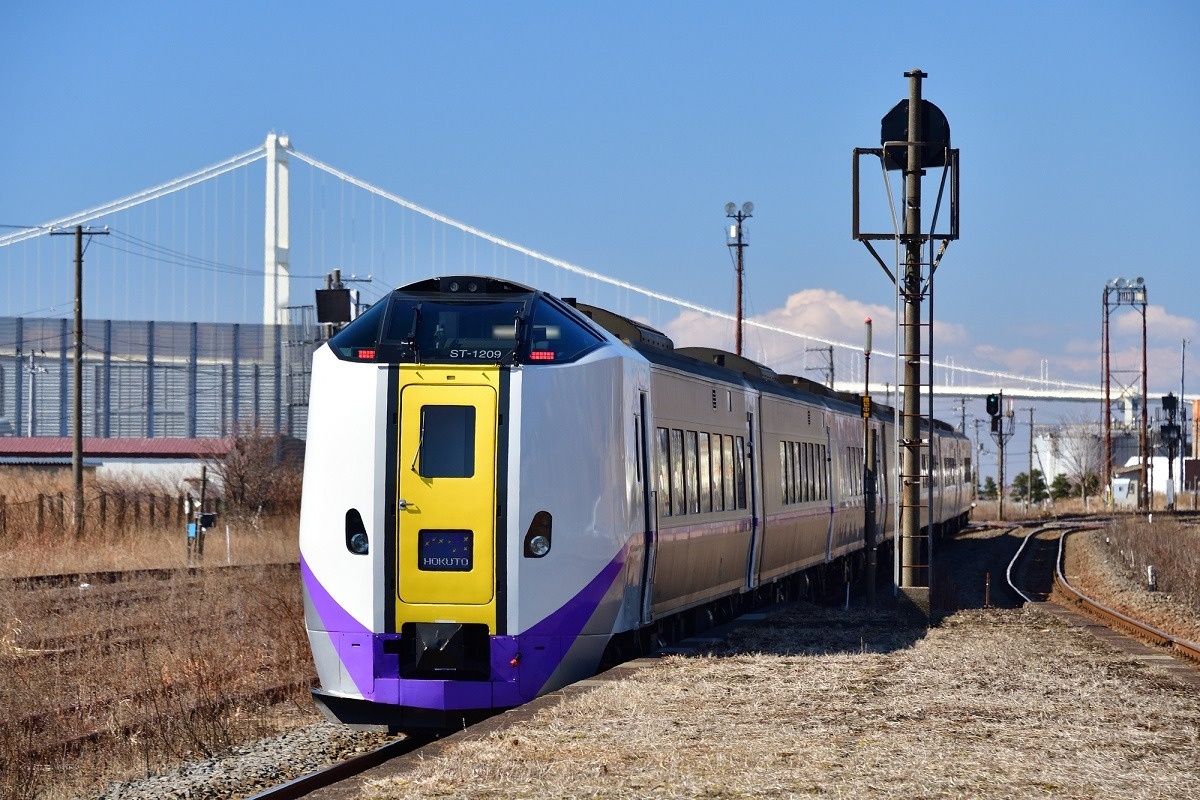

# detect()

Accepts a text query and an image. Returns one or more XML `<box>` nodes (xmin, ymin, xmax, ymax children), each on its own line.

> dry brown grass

<box><xmin>1068</xmin><ymin>518</ymin><xmax>1200</xmax><ymax>644</ymax></box>
<box><xmin>0</xmin><ymin>557</ymin><xmax>313</xmax><ymax>800</ymax></box>
<box><xmin>367</xmin><ymin>605</ymin><xmax>1200</xmax><ymax>800</ymax></box>
<box><xmin>0</xmin><ymin>471</ymin><xmax>299</xmax><ymax>578</ymax></box>
<box><xmin>1101</xmin><ymin>516</ymin><xmax>1200</xmax><ymax>611</ymax></box>
<box><xmin>0</xmin><ymin>472</ymin><xmax>310</xmax><ymax>800</ymax></box>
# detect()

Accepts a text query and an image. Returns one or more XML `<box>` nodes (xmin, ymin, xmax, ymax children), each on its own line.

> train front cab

<box><xmin>304</xmin><ymin>276</ymin><xmax>636</xmax><ymax>730</ymax></box>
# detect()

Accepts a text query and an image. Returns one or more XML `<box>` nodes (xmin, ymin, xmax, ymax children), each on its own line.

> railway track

<box><xmin>244</xmin><ymin>735</ymin><xmax>437</xmax><ymax>800</ymax></box>
<box><xmin>1006</xmin><ymin>524</ymin><xmax>1200</xmax><ymax>668</ymax></box>
<box><xmin>1051</xmin><ymin>530</ymin><xmax>1200</xmax><ymax>665</ymax></box>
<box><xmin>0</xmin><ymin>561</ymin><xmax>298</xmax><ymax>590</ymax></box>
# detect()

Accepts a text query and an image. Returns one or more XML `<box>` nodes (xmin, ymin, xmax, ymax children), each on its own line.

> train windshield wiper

<box><xmin>410</xmin><ymin>411</ymin><xmax>425</xmax><ymax>472</ymax></box>
<box><xmin>511</xmin><ymin>306</ymin><xmax>527</xmax><ymax>364</ymax></box>
<box><xmin>406</xmin><ymin>303</ymin><xmax>422</xmax><ymax>362</ymax></box>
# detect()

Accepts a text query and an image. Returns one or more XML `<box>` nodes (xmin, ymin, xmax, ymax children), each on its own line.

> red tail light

<box><xmin>529</xmin><ymin>350</ymin><xmax>555</xmax><ymax>361</ymax></box>
<box><xmin>356</xmin><ymin>348</ymin><xmax>376</xmax><ymax>360</ymax></box>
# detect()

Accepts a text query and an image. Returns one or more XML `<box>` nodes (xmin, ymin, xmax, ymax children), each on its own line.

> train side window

<box><xmin>685</xmin><ymin>431</ymin><xmax>700</xmax><ymax>515</ymax></box>
<box><xmin>807</xmin><ymin>444</ymin><xmax>814</xmax><ymax>501</ymax></box>
<box><xmin>734</xmin><ymin>436</ymin><xmax>746</xmax><ymax>510</ymax></box>
<box><xmin>723</xmin><ymin>435</ymin><xmax>736</xmax><ymax>510</ymax></box>
<box><xmin>711</xmin><ymin>435</ymin><xmax>724</xmax><ymax>512</ymax></box>
<box><xmin>698</xmin><ymin>433</ymin><xmax>712</xmax><ymax>513</ymax></box>
<box><xmin>670</xmin><ymin>429</ymin><xmax>685</xmax><ymax>516</ymax></box>
<box><xmin>792</xmin><ymin>443</ymin><xmax>799</xmax><ymax>503</ymax></box>
<box><xmin>656</xmin><ymin>427</ymin><xmax>672</xmax><ymax>517</ymax></box>
<box><xmin>793</xmin><ymin>442</ymin><xmax>801</xmax><ymax>503</ymax></box>
<box><xmin>779</xmin><ymin>442</ymin><xmax>789</xmax><ymax>505</ymax></box>
<box><xmin>417</xmin><ymin>405</ymin><xmax>475</xmax><ymax>478</ymax></box>
<box><xmin>786</xmin><ymin>442</ymin><xmax>795</xmax><ymax>504</ymax></box>
<box><xmin>818</xmin><ymin>444</ymin><xmax>827</xmax><ymax>501</ymax></box>
<box><xmin>633</xmin><ymin>417</ymin><xmax>642</xmax><ymax>484</ymax></box>
<box><xmin>527</xmin><ymin>299</ymin><xmax>604</xmax><ymax>363</ymax></box>
<box><xmin>328</xmin><ymin>297</ymin><xmax>389</xmax><ymax>360</ymax></box>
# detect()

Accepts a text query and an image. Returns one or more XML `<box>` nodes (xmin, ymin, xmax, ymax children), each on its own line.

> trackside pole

<box><xmin>852</xmin><ymin>69</ymin><xmax>959</xmax><ymax>624</ymax></box>
<box><xmin>864</xmin><ymin>318</ymin><xmax>878</xmax><ymax>607</ymax></box>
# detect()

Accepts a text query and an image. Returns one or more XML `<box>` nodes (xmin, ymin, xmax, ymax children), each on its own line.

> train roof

<box><xmin>570</xmin><ymin>302</ymin><xmax>674</xmax><ymax>351</ymax></box>
<box><xmin>573</xmin><ymin>298</ymin><xmax>961</xmax><ymax>435</ymax></box>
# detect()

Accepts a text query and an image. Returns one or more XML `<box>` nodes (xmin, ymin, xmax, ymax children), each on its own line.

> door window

<box><xmin>417</xmin><ymin>405</ymin><xmax>476</xmax><ymax>478</ymax></box>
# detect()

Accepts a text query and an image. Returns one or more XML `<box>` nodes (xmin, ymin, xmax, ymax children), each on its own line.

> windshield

<box><xmin>383</xmin><ymin>299</ymin><xmax>524</xmax><ymax>362</ymax></box>
<box><xmin>328</xmin><ymin>288</ymin><xmax>604</xmax><ymax>365</ymax></box>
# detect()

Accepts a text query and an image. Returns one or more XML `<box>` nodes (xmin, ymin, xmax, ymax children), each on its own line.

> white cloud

<box><xmin>1113</xmin><ymin>305</ymin><xmax>1199</xmax><ymax>341</ymax></box>
<box><xmin>653</xmin><ymin>291</ymin><xmax>1200</xmax><ymax>393</ymax></box>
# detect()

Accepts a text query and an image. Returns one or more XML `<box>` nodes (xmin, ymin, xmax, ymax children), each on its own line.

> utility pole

<box><xmin>997</xmin><ymin>413</ymin><xmax>1009</xmax><ymax>520</ymax></box>
<box><xmin>1026</xmin><ymin>407</ymin><xmax>1035</xmax><ymax>513</ymax></box>
<box><xmin>972</xmin><ymin>418</ymin><xmax>984</xmax><ymax>498</ymax></box>
<box><xmin>806</xmin><ymin>345</ymin><xmax>834</xmax><ymax>388</ymax></box>
<box><xmin>725</xmin><ymin>202</ymin><xmax>752</xmax><ymax>356</ymax></box>
<box><xmin>1182</xmin><ymin>338</ymin><xmax>1189</xmax><ymax>497</ymax></box>
<box><xmin>23</xmin><ymin>351</ymin><xmax>47</xmax><ymax>436</ymax></box>
<box><xmin>50</xmin><ymin>224</ymin><xmax>109</xmax><ymax>540</ymax></box>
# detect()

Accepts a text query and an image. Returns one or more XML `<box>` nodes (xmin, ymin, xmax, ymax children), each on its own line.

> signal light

<box><xmin>991</xmin><ymin>415</ymin><xmax>1002</xmax><ymax>434</ymax></box>
<box><xmin>986</xmin><ymin>393</ymin><xmax>1000</xmax><ymax>417</ymax></box>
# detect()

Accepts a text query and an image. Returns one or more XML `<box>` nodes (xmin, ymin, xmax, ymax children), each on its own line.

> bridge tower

<box><xmin>264</xmin><ymin>133</ymin><xmax>291</xmax><ymax>325</ymax></box>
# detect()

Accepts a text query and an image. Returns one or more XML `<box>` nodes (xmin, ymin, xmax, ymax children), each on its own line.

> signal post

<box><xmin>853</xmin><ymin>70</ymin><xmax>959</xmax><ymax>622</ymax></box>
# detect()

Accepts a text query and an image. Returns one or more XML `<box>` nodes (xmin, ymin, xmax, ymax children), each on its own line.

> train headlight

<box><xmin>523</xmin><ymin>511</ymin><xmax>553</xmax><ymax>558</ymax></box>
<box><xmin>527</xmin><ymin>535</ymin><xmax>550</xmax><ymax>558</ymax></box>
<box><xmin>345</xmin><ymin>509</ymin><xmax>369</xmax><ymax>555</ymax></box>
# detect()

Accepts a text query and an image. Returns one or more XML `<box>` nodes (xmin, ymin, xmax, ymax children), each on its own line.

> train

<box><xmin>298</xmin><ymin>275</ymin><xmax>972</xmax><ymax>730</ymax></box>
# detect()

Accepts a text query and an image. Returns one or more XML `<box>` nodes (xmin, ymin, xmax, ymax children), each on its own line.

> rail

<box><xmin>245</xmin><ymin>735</ymin><xmax>435</xmax><ymax>800</ymax></box>
<box><xmin>1053</xmin><ymin>530</ymin><xmax>1200</xmax><ymax>664</ymax></box>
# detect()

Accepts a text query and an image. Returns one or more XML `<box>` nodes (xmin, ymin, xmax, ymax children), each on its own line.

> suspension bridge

<box><xmin>0</xmin><ymin>133</ymin><xmax>1105</xmax><ymax>442</ymax></box>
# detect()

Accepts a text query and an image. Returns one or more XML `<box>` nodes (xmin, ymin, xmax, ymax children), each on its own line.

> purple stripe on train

<box><xmin>301</xmin><ymin>556</ymin><xmax>375</xmax><ymax>696</ymax></box>
<box><xmin>303</xmin><ymin>549</ymin><xmax>625</xmax><ymax>710</ymax></box>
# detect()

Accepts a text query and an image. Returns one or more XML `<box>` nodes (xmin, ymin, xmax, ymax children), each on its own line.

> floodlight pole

<box><xmin>1102</xmin><ymin>279</ymin><xmax>1149</xmax><ymax>509</ymax></box>
<box><xmin>725</xmin><ymin>203</ymin><xmax>752</xmax><ymax>356</ymax></box>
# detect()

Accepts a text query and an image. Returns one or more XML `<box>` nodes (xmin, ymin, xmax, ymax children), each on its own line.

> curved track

<box><xmin>1005</xmin><ymin>524</ymin><xmax>1200</xmax><ymax>669</ymax></box>
<box><xmin>1051</xmin><ymin>530</ymin><xmax>1200</xmax><ymax>665</ymax></box>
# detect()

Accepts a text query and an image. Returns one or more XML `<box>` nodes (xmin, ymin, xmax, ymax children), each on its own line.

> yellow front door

<box><xmin>395</xmin><ymin>370</ymin><xmax>498</xmax><ymax>630</ymax></box>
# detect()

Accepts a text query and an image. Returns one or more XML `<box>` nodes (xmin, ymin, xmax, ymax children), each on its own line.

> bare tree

<box><xmin>208</xmin><ymin>426</ymin><xmax>303</xmax><ymax>522</ymax></box>
<box><xmin>1050</xmin><ymin>414</ymin><xmax>1104</xmax><ymax>510</ymax></box>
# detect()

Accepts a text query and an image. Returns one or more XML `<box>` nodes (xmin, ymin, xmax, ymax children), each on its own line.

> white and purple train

<box><xmin>299</xmin><ymin>275</ymin><xmax>972</xmax><ymax>730</ymax></box>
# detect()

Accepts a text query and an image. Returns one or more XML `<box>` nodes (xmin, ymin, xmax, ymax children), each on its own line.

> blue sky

<box><xmin>2</xmin><ymin>1</ymin><xmax>1198</xmax><ymax>396</ymax></box>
